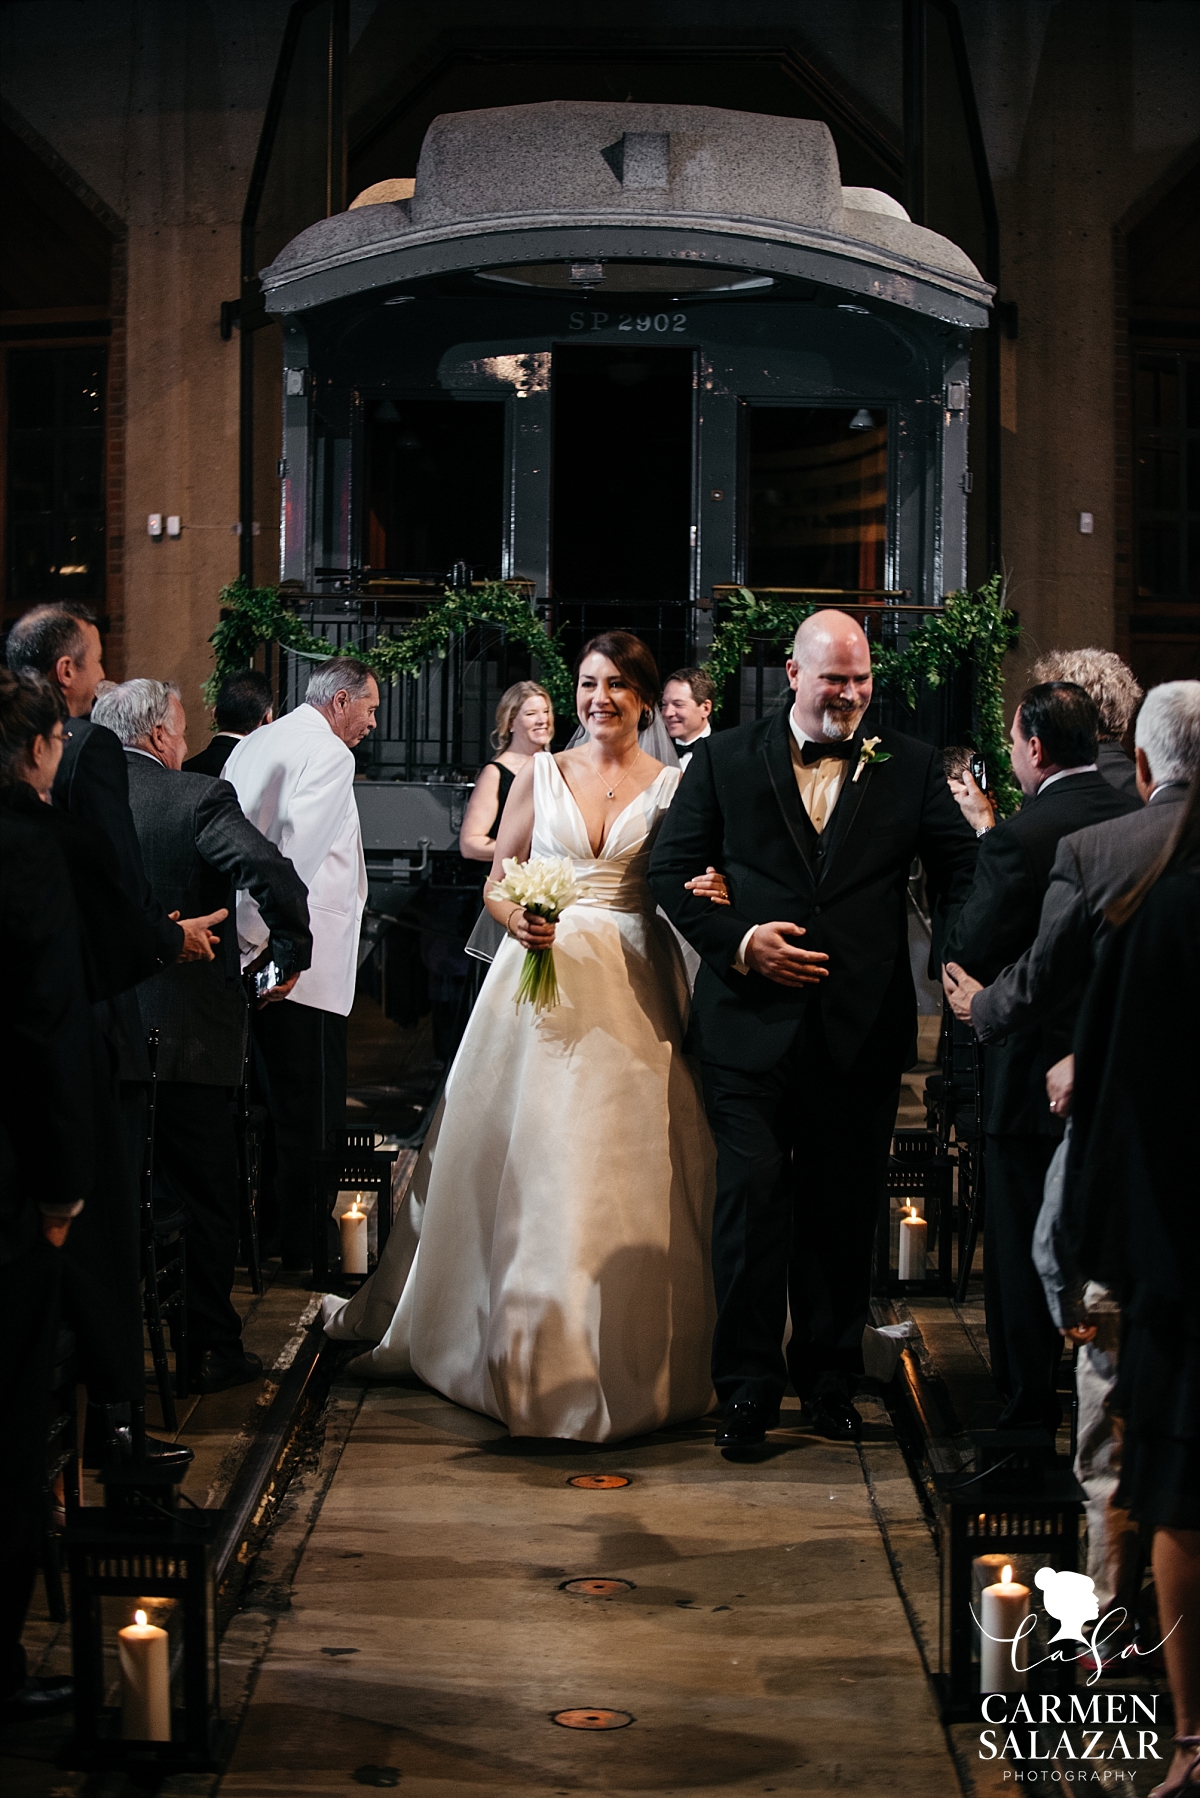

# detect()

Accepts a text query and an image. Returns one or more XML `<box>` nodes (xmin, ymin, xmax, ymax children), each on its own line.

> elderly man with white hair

<box><xmin>943</xmin><ymin>678</ymin><xmax>1200</xmax><ymax>1633</ymax></box>
<box><xmin>93</xmin><ymin>676</ymin><xmax>311</xmax><ymax>1389</ymax></box>
<box><xmin>224</xmin><ymin>658</ymin><xmax>378</xmax><ymax>1270</ymax></box>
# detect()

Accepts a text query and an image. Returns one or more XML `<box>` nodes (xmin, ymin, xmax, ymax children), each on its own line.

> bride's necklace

<box><xmin>583</xmin><ymin>753</ymin><xmax>640</xmax><ymax>803</ymax></box>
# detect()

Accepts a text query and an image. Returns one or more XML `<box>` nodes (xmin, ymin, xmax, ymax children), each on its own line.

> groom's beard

<box><xmin>819</xmin><ymin>701</ymin><xmax>867</xmax><ymax>742</ymax></box>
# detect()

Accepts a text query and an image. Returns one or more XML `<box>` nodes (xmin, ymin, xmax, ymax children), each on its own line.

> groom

<box><xmin>649</xmin><ymin>611</ymin><xmax>978</xmax><ymax>1447</ymax></box>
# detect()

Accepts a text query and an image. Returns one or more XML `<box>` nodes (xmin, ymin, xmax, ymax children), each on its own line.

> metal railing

<box><xmin>270</xmin><ymin>587</ymin><xmax>975</xmax><ymax>779</ymax></box>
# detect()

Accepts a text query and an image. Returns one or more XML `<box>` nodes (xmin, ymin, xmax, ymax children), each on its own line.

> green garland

<box><xmin>205</xmin><ymin>578</ymin><xmax>576</xmax><ymax>718</ymax></box>
<box><xmin>207</xmin><ymin>573</ymin><xmax>1018</xmax><ymax>808</ymax></box>
<box><xmin>703</xmin><ymin>575</ymin><xmax>1020</xmax><ymax>813</ymax></box>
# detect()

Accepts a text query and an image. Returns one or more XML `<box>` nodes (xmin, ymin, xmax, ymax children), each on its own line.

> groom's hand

<box><xmin>744</xmin><ymin>922</ymin><xmax>829</xmax><ymax>988</ymax></box>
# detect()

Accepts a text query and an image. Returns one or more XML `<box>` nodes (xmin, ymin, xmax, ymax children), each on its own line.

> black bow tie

<box><xmin>799</xmin><ymin>736</ymin><xmax>857</xmax><ymax>766</ymax></box>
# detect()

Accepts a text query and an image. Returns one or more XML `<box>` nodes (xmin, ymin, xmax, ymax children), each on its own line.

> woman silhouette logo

<box><xmin>1034</xmin><ymin>1568</ymin><xmax>1100</xmax><ymax>1642</ymax></box>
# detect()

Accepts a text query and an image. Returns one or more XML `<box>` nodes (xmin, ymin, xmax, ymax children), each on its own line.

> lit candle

<box><xmin>979</xmin><ymin>1564</ymin><xmax>1031</xmax><ymax>1693</ymax></box>
<box><xmin>898</xmin><ymin>1204</ymin><xmax>928</xmax><ymax>1280</ymax></box>
<box><xmin>340</xmin><ymin>1198</ymin><xmax>368</xmax><ymax>1275</ymax></box>
<box><xmin>118</xmin><ymin>1608</ymin><xmax>170</xmax><ymax>1740</ymax></box>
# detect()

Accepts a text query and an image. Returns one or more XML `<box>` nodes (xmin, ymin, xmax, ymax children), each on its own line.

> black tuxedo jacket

<box><xmin>125</xmin><ymin>754</ymin><xmax>311</xmax><ymax>1085</ymax></box>
<box><xmin>946</xmin><ymin>770</ymin><xmax>1139</xmax><ymax>1135</ymax></box>
<box><xmin>183</xmin><ymin>733</ymin><xmax>240</xmax><ymax>778</ymax></box>
<box><xmin>648</xmin><ymin>710</ymin><xmax>978</xmax><ymax>1073</ymax></box>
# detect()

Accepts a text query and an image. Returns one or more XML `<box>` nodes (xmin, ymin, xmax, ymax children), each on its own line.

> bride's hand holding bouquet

<box><xmin>489</xmin><ymin>854</ymin><xmax>580</xmax><ymax>1012</ymax></box>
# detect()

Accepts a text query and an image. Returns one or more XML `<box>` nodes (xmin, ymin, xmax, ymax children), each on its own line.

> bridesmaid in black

<box><xmin>1066</xmin><ymin>767</ymin><xmax>1200</xmax><ymax>1798</ymax></box>
<box><xmin>459</xmin><ymin>680</ymin><xmax>554</xmax><ymax>865</ymax></box>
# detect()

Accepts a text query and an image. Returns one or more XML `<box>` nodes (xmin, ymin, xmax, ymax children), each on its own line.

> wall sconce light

<box><xmin>849</xmin><ymin>408</ymin><xmax>875</xmax><ymax>431</ymax></box>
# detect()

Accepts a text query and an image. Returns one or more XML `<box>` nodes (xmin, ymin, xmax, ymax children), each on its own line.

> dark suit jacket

<box><xmin>972</xmin><ymin>783</ymin><xmax>1186</xmax><ymax>1047</ymax></box>
<box><xmin>0</xmin><ymin>801</ymin><xmax>94</xmax><ymax>1262</ymax></box>
<box><xmin>51</xmin><ymin>716</ymin><xmax>183</xmax><ymax>1080</ymax></box>
<box><xmin>1096</xmin><ymin>738</ymin><xmax>1138</xmax><ymax>798</ymax></box>
<box><xmin>183</xmin><ymin>733</ymin><xmax>241</xmax><ymax>778</ymax></box>
<box><xmin>946</xmin><ymin>770</ymin><xmax>1140</xmax><ymax>1134</ymax></box>
<box><xmin>125</xmin><ymin>754</ymin><xmax>312</xmax><ymax>1085</ymax></box>
<box><xmin>649</xmin><ymin>711</ymin><xmax>979</xmax><ymax>1073</ymax></box>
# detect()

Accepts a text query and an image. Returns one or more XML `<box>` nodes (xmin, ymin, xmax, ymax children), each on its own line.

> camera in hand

<box><xmin>969</xmin><ymin>753</ymin><xmax>988</xmax><ymax>792</ymax></box>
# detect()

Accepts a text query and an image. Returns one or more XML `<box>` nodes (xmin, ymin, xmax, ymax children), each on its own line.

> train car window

<box><xmin>746</xmin><ymin>406</ymin><xmax>888</xmax><ymax>593</ymax></box>
<box><xmin>551</xmin><ymin>346</ymin><xmax>693</xmax><ymax>606</ymax></box>
<box><xmin>364</xmin><ymin>398</ymin><xmax>505</xmax><ymax>578</ymax></box>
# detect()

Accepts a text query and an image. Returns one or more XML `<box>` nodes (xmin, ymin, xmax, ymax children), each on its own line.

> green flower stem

<box><xmin>514</xmin><ymin>947</ymin><xmax>560</xmax><ymax>1014</ymax></box>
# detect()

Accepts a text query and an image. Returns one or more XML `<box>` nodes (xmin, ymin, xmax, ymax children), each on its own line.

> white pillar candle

<box><xmin>339</xmin><ymin>1199</ymin><xmax>368</xmax><ymax>1274</ymax></box>
<box><xmin>118</xmin><ymin>1609</ymin><xmax>171</xmax><ymax>1740</ymax></box>
<box><xmin>979</xmin><ymin>1564</ymin><xmax>1031</xmax><ymax>1692</ymax></box>
<box><xmin>898</xmin><ymin>1205</ymin><xmax>928</xmax><ymax>1280</ymax></box>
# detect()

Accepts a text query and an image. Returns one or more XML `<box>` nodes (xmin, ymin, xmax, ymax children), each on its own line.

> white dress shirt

<box><xmin>675</xmin><ymin>721</ymin><xmax>712</xmax><ymax>772</ymax></box>
<box><xmin>1037</xmin><ymin>764</ymin><xmax>1098</xmax><ymax>795</ymax></box>
<box><xmin>225</xmin><ymin>704</ymin><xmax>367</xmax><ymax>1016</ymax></box>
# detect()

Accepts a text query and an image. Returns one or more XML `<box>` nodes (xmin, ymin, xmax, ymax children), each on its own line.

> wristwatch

<box><xmin>975</xmin><ymin>824</ymin><xmax>992</xmax><ymax>837</ymax></box>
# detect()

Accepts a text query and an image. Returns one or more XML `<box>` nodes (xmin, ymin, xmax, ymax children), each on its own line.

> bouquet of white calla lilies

<box><xmin>490</xmin><ymin>854</ymin><xmax>581</xmax><ymax>1012</ymax></box>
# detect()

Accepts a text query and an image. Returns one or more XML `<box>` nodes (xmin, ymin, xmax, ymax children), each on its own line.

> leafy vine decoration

<box><xmin>703</xmin><ymin>574</ymin><xmax>1020</xmax><ymax>812</ymax></box>
<box><xmin>207</xmin><ymin>573</ymin><xmax>1018</xmax><ymax>808</ymax></box>
<box><xmin>205</xmin><ymin>578</ymin><xmax>576</xmax><ymax>719</ymax></box>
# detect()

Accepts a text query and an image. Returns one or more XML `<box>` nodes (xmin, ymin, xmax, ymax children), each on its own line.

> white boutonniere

<box><xmin>853</xmin><ymin>736</ymin><xmax>892</xmax><ymax>783</ymax></box>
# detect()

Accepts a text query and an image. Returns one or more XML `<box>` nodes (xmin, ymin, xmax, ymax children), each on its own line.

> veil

<box><xmin>565</xmin><ymin>707</ymin><xmax>680</xmax><ymax>766</ymax></box>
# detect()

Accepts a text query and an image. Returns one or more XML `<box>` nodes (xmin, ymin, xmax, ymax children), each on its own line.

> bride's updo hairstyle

<box><xmin>575</xmin><ymin>631</ymin><xmax>661</xmax><ymax>730</ymax></box>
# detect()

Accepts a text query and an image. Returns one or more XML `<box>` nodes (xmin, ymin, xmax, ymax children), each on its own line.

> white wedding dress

<box><xmin>323</xmin><ymin>753</ymin><xmax>717</xmax><ymax>1441</ymax></box>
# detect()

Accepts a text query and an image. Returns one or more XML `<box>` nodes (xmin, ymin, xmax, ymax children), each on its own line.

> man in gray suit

<box><xmin>944</xmin><ymin>678</ymin><xmax>1200</xmax><ymax>1626</ymax></box>
<box><xmin>93</xmin><ymin>679</ymin><xmax>311</xmax><ymax>1391</ymax></box>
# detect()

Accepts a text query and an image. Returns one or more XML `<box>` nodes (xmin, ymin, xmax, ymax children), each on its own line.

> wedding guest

<box><xmin>225</xmin><ymin>659</ymin><xmax>377</xmax><ymax>1269</ymax></box>
<box><xmin>459</xmin><ymin>680</ymin><xmax>554</xmax><ymax>863</ymax></box>
<box><xmin>183</xmin><ymin>668</ymin><xmax>273</xmax><ymax>778</ymax></box>
<box><xmin>947</xmin><ymin>679</ymin><xmax>1200</xmax><ymax>1626</ymax></box>
<box><xmin>0</xmin><ymin>700</ymin><xmax>92</xmax><ymax>1723</ymax></box>
<box><xmin>662</xmin><ymin>668</ymin><xmax>714</xmax><ymax>771</ymax></box>
<box><xmin>651</xmin><ymin>610</ymin><xmax>978</xmax><ymax>1448</ymax></box>
<box><xmin>1031</xmin><ymin>647</ymin><xmax>1142</xmax><ymax>798</ymax></box>
<box><xmin>944</xmin><ymin>682</ymin><xmax>1138</xmax><ymax>1431</ymax></box>
<box><xmin>94</xmin><ymin>678</ymin><xmax>311</xmax><ymax>1390</ymax></box>
<box><xmin>1065</xmin><ymin>768</ymin><xmax>1200</xmax><ymax>1796</ymax></box>
<box><xmin>1</xmin><ymin>626</ymin><xmax>218</xmax><ymax>1463</ymax></box>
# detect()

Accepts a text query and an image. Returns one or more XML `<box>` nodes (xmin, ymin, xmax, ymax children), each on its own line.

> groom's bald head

<box><xmin>787</xmin><ymin>610</ymin><xmax>873</xmax><ymax>742</ymax></box>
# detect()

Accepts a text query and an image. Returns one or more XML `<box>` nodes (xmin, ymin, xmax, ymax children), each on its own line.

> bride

<box><xmin>323</xmin><ymin>631</ymin><xmax>721</xmax><ymax>1442</ymax></box>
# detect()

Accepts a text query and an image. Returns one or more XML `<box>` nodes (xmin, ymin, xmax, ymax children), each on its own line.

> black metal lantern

<box><xmin>876</xmin><ymin>1127</ymin><xmax>956</xmax><ymax>1296</ymax></box>
<box><xmin>935</xmin><ymin>1433</ymin><xmax>1087</xmax><ymax>1721</ymax></box>
<box><xmin>315</xmin><ymin>1128</ymin><xmax>396</xmax><ymax>1286</ymax></box>
<box><xmin>66</xmin><ymin>1462</ymin><xmax>228</xmax><ymax>1773</ymax></box>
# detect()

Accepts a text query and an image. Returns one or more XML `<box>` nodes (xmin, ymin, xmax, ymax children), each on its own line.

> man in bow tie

<box><xmin>651</xmin><ymin>611</ymin><xmax>978</xmax><ymax>1450</ymax></box>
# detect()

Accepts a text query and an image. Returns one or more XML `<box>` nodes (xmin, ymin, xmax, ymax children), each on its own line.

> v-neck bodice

<box><xmin>531</xmin><ymin>752</ymin><xmax>679</xmax><ymax>913</ymax></box>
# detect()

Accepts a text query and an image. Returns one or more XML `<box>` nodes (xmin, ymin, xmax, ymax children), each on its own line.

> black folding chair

<box><xmin>140</xmin><ymin>1029</ymin><xmax>188</xmax><ymax>1425</ymax></box>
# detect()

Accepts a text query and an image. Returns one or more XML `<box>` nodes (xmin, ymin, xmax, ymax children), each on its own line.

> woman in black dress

<box><xmin>458</xmin><ymin>680</ymin><xmax>554</xmax><ymax>864</ymax></box>
<box><xmin>1067</xmin><ymin>767</ymin><xmax>1200</xmax><ymax>1797</ymax></box>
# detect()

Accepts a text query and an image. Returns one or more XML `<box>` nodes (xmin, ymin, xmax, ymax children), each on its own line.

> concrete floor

<box><xmin>219</xmin><ymin>1385</ymin><xmax>963</xmax><ymax>1798</ymax></box>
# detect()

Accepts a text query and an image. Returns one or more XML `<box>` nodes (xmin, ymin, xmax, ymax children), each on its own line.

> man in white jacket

<box><xmin>226</xmin><ymin>658</ymin><xmax>378</xmax><ymax>1267</ymax></box>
